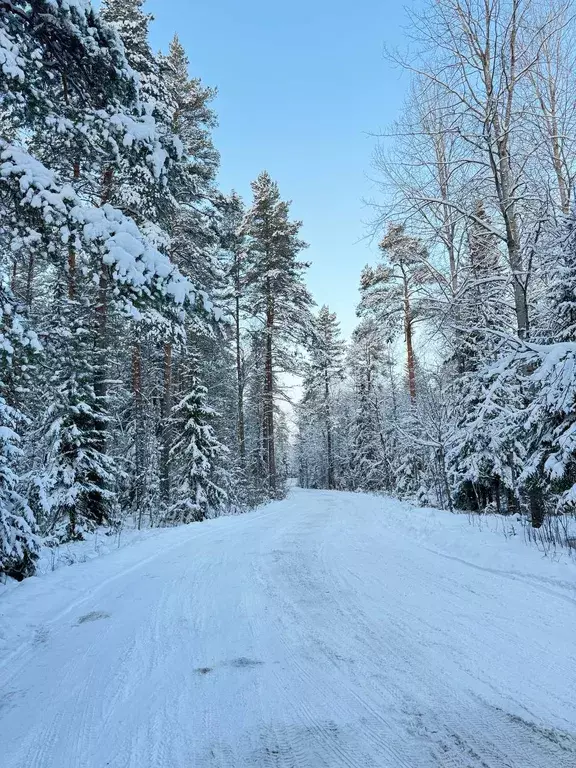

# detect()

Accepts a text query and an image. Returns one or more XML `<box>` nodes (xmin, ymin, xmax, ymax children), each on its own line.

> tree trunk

<box><xmin>434</xmin><ymin>129</ymin><xmax>458</xmax><ymax>292</ymax></box>
<box><xmin>480</xmin><ymin>32</ymin><xmax>530</xmax><ymax>339</ymax></box>
<box><xmin>235</xmin><ymin>288</ymin><xmax>245</xmax><ymax>461</ymax></box>
<box><xmin>508</xmin><ymin>234</ymin><xmax>529</xmax><ymax>339</ymax></box>
<box><xmin>528</xmin><ymin>483</ymin><xmax>545</xmax><ymax>529</ymax></box>
<box><xmin>438</xmin><ymin>447</ymin><xmax>453</xmax><ymax>513</ymax></box>
<box><xmin>160</xmin><ymin>342</ymin><xmax>172</xmax><ymax>505</ymax></box>
<box><xmin>88</xmin><ymin>269</ymin><xmax>109</xmax><ymax>526</ymax></box>
<box><xmin>88</xmin><ymin>166</ymin><xmax>115</xmax><ymax>524</ymax></box>
<box><xmin>264</xmin><ymin>330</ymin><xmax>276</xmax><ymax>491</ymax></box>
<box><xmin>132</xmin><ymin>337</ymin><xmax>145</xmax><ymax>528</ymax></box>
<box><xmin>67</xmin><ymin>246</ymin><xmax>75</xmax><ymax>299</ymax></box>
<box><xmin>494</xmin><ymin>476</ymin><xmax>502</xmax><ymax>515</ymax></box>
<box><xmin>403</xmin><ymin>274</ymin><xmax>417</xmax><ymax>401</ymax></box>
<box><xmin>261</xmin><ymin>390</ymin><xmax>269</xmax><ymax>477</ymax></box>
<box><xmin>264</xmin><ymin>284</ymin><xmax>276</xmax><ymax>491</ymax></box>
<box><xmin>324</xmin><ymin>365</ymin><xmax>334</xmax><ymax>489</ymax></box>
<box><xmin>487</xmin><ymin>120</ymin><xmax>529</xmax><ymax>337</ymax></box>
<box><xmin>25</xmin><ymin>253</ymin><xmax>34</xmax><ymax>311</ymax></box>
<box><xmin>11</xmin><ymin>257</ymin><xmax>17</xmax><ymax>295</ymax></box>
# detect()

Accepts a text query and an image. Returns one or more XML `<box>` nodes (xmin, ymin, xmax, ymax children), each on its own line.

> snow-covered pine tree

<box><xmin>100</xmin><ymin>0</ymin><xmax>159</xmax><ymax>96</ymax></box>
<box><xmin>1</xmin><ymin>0</ymin><xmax>210</xmax><ymax>540</ymax></box>
<box><xmin>159</xmin><ymin>31</ymin><xmax>224</xmax><ymax>511</ymax></box>
<box><xmin>162</xmin><ymin>34</ymin><xmax>219</xmax><ymax>193</ymax></box>
<box><xmin>1</xmin><ymin>0</ymin><xmax>136</xmax><ymax>538</ymax></box>
<box><xmin>0</xmin><ymin>287</ymin><xmax>41</xmax><ymax>579</ymax></box>
<box><xmin>219</xmin><ymin>192</ymin><xmax>249</xmax><ymax>462</ymax></box>
<box><xmin>358</xmin><ymin>224</ymin><xmax>432</xmax><ymax>402</ymax></box>
<box><xmin>164</xmin><ymin>39</ymin><xmax>232</xmax><ymax>511</ymax></box>
<box><xmin>243</xmin><ymin>172</ymin><xmax>314</xmax><ymax>494</ymax></box>
<box><xmin>99</xmin><ymin>0</ymin><xmax>175</xmax><ymax>513</ymax></box>
<box><xmin>97</xmin><ymin>4</ymin><xmax>224</xmax><ymax>518</ymax></box>
<box><xmin>161</xmin><ymin>32</ymin><xmax>220</xmax><ymax>288</ymax></box>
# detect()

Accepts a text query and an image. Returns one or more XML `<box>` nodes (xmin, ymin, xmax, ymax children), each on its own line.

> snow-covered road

<box><xmin>1</xmin><ymin>489</ymin><xmax>576</xmax><ymax>767</ymax></box>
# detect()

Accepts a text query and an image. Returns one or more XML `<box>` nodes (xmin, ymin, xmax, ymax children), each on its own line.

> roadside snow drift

<box><xmin>1</xmin><ymin>489</ymin><xmax>575</xmax><ymax>767</ymax></box>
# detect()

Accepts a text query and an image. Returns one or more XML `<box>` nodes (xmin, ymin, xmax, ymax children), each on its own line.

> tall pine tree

<box><xmin>244</xmin><ymin>172</ymin><xmax>314</xmax><ymax>494</ymax></box>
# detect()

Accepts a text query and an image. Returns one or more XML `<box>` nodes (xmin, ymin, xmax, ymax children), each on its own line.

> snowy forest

<box><xmin>3</xmin><ymin>0</ymin><xmax>576</xmax><ymax>584</ymax></box>
<box><xmin>297</xmin><ymin>0</ymin><xmax>576</xmax><ymax>548</ymax></box>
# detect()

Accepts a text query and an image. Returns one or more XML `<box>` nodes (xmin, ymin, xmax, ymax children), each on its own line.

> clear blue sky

<box><xmin>144</xmin><ymin>0</ymin><xmax>414</xmax><ymax>337</ymax></box>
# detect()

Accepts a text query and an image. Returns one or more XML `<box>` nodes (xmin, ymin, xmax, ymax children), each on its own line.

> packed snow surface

<box><xmin>1</xmin><ymin>489</ymin><xmax>576</xmax><ymax>767</ymax></box>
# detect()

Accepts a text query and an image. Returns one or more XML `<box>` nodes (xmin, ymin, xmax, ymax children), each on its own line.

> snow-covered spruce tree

<box><xmin>342</xmin><ymin>320</ymin><xmax>389</xmax><ymax>493</ymax></box>
<box><xmin>346</xmin><ymin>381</ymin><xmax>384</xmax><ymax>493</ymax></box>
<box><xmin>452</xmin><ymin>202</ymin><xmax>511</xmax><ymax>374</ymax></box>
<box><xmin>446</xmin><ymin>352</ymin><xmax>525</xmax><ymax>515</ymax></box>
<box><xmin>0</xmin><ymin>287</ymin><xmax>40</xmax><ymax>579</ymax></box>
<box><xmin>300</xmin><ymin>306</ymin><xmax>346</xmax><ymax>489</ymax></box>
<box><xmin>446</xmin><ymin>211</ymin><xmax>576</xmax><ymax>527</ymax></box>
<box><xmin>31</xmin><ymin>292</ymin><xmax>118</xmax><ymax>539</ymax></box>
<box><xmin>297</xmin><ymin>384</ymin><xmax>336</xmax><ymax>490</ymax></box>
<box><xmin>545</xmin><ymin>211</ymin><xmax>576</xmax><ymax>343</ymax></box>
<box><xmin>166</xmin><ymin>359</ymin><xmax>228</xmax><ymax>523</ymax></box>
<box><xmin>274</xmin><ymin>409</ymin><xmax>292</xmax><ymax>487</ymax></box>
<box><xmin>243</xmin><ymin>172</ymin><xmax>314</xmax><ymax>495</ymax></box>
<box><xmin>394</xmin><ymin>370</ymin><xmax>455</xmax><ymax>510</ymax></box>
<box><xmin>496</xmin><ymin>211</ymin><xmax>576</xmax><ymax>525</ymax></box>
<box><xmin>193</xmin><ymin>331</ymin><xmax>249</xmax><ymax>513</ymax></box>
<box><xmin>446</xmin><ymin>203</ymin><xmax>519</xmax><ymax>514</ymax></box>
<box><xmin>296</xmin><ymin>401</ymin><xmax>322</xmax><ymax>489</ymax></box>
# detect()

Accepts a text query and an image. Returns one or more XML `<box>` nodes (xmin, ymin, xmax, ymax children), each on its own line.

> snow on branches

<box><xmin>1</xmin><ymin>141</ymin><xmax>212</xmax><ymax>320</ymax></box>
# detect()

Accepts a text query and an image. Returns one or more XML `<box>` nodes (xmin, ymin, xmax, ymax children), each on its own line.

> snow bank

<box><xmin>385</xmin><ymin>498</ymin><xmax>576</xmax><ymax>597</ymax></box>
<box><xmin>0</xmin><ymin>521</ymin><xmax>195</xmax><ymax>659</ymax></box>
<box><xmin>0</xmin><ymin>523</ymin><xmax>176</xmax><ymax>596</ymax></box>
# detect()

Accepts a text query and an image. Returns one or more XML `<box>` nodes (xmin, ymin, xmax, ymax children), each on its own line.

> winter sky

<box><xmin>144</xmin><ymin>0</ymin><xmax>416</xmax><ymax>337</ymax></box>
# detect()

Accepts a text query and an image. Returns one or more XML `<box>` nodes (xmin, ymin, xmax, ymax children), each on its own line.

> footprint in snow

<box><xmin>194</xmin><ymin>658</ymin><xmax>264</xmax><ymax>675</ymax></box>
<box><xmin>76</xmin><ymin>611</ymin><xmax>111</xmax><ymax>624</ymax></box>
<box><xmin>229</xmin><ymin>657</ymin><xmax>264</xmax><ymax>668</ymax></box>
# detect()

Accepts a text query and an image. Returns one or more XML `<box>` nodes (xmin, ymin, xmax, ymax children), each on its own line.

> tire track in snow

<box><xmin>312</xmin><ymin>493</ymin><xmax>576</xmax><ymax>768</ymax></box>
<box><xmin>252</xmin><ymin>512</ymin><xmax>418</xmax><ymax>767</ymax></box>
